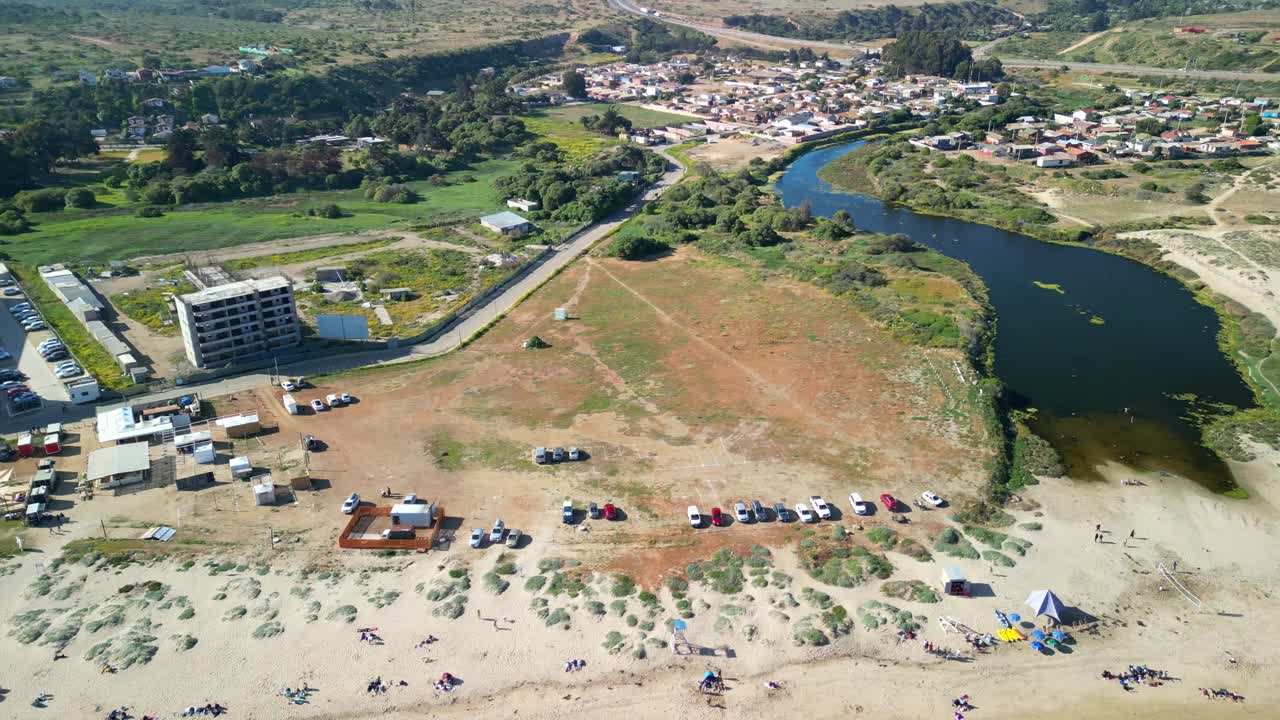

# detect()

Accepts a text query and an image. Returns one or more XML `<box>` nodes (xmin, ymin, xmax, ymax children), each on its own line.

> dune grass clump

<box><xmin>86</xmin><ymin>605</ymin><xmax>127</xmax><ymax>634</ymax></box>
<box><xmin>983</xmin><ymin>550</ymin><xmax>1016</xmax><ymax>567</ymax></box>
<box><xmin>326</xmin><ymin>605</ymin><xmax>357</xmax><ymax>623</ymax></box>
<box><xmin>880</xmin><ymin>579</ymin><xmax>940</xmax><ymax>603</ymax></box>
<box><xmin>253</xmin><ymin>621</ymin><xmax>285</xmax><ymax>639</ymax></box>
<box><xmin>223</xmin><ymin>606</ymin><xmax>248</xmax><ymax>621</ymax></box>
<box><xmin>524</xmin><ymin>575</ymin><xmax>547</xmax><ymax>592</ymax></box>
<box><xmin>932</xmin><ymin>527</ymin><xmax>980</xmax><ymax>559</ymax></box>
<box><xmin>964</xmin><ymin>526</ymin><xmax>1009</xmax><ymax>548</ymax></box>
<box><xmin>172</xmin><ymin>633</ymin><xmax>198</xmax><ymax>651</ymax></box>
<box><xmin>545</xmin><ymin>608</ymin><xmax>571</xmax><ymax>628</ymax></box>
<box><xmin>603</xmin><ymin>630</ymin><xmax>625</xmax><ymax>651</ymax></box>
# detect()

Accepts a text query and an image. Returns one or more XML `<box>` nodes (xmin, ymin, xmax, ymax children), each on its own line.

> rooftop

<box><xmin>86</xmin><ymin>442</ymin><xmax>151</xmax><ymax>482</ymax></box>
<box><xmin>178</xmin><ymin>276</ymin><xmax>292</xmax><ymax>305</ymax></box>
<box><xmin>479</xmin><ymin>211</ymin><xmax>529</xmax><ymax>230</ymax></box>
<box><xmin>96</xmin><ymin>405</ymin><xmax>190</xmax><ymax>444</ymax></box>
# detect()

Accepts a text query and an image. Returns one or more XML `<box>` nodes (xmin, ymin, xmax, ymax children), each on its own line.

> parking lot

<box><xmin>0</xmin><ymin>295</ymin><xmax>71</xmax><ymax>415</ymax></box>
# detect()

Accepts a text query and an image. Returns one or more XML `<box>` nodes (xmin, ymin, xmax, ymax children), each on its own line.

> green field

<box><xmin>10</xmin><ymin>158</ymin><xmax>517</xmax><ymax>265</ymax></box>
<box><xmin>524</xmin><ymin>103</ymin><xmax>695</xmax><ymax>159</ymax></box>
<box><xmin>996</xmin><ymin>12</ymin><xmax>1280</xmax><ymax>72</ymax></box>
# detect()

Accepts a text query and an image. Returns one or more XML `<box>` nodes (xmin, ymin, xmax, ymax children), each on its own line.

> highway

<box><xmin>609</xmin><ymin>0</ymin><xmax>1280</xmax><ymax>81</ymax></box>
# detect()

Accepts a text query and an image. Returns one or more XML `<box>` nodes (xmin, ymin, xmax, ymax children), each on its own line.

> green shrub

<box><xmin>15</xmin><ymin>188</ymin><xmax>66</xmax><ymax>213</ymax></box>
<box><xmin>611</xmin><ymin>575</ymin><xmax>636</xmax><ymax>597</ymax></box>
<box><xmin>866</xmin><ymin>527</ymin><xmax>897</xmax><ymax>549</ymax></box>
<box><xmin>1018</xmin><ymin>522</ymin><xmax>1043</xmax><ymax>531</ymax></box>
<box><xmin>135</xmin><ymin>206</ymin><xmax>164</xmax><ymax>218</ymax></box>
<box><xmin>64</xmin><ymin>188</ymin><xmax>95</xmax><ymax>209</ymax></box>
<box><xmin>983</xmin><ymin>550</ymin><xmax>1016</xmax><ymax>567</ymax></box>
<box><xmin>524</xmin><ymin>575</ymin><xmax>547</xmax><ymax>592</ymax></box>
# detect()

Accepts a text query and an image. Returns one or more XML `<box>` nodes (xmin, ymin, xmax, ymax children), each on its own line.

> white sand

<box><xmin>3</xmin><ymin>448</ymin><xmax>1278</xmax><ymax>720</ymax></box>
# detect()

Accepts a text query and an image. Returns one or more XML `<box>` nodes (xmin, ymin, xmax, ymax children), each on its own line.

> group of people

<box><xmin>1199</xmin><ymin>687</ymin><xmax>1245</xmax><ymax>702</ymax></box>
<box><xmin>366</xmin><ymin>677</ymin><xmax>388</xmax><ymax>695</ymax></box>
<box><xmin>563</xmin><ymin>658</ymin><xmax>587</xmax><ymax>672</ymax></box>
<box><xmin>951</xmin><ymin>694</ymin><xmax>973</xmax><ymax>716</ymax></box>
<box><xmin>434</xmin><ymin>673</ymin><xmax>457</xmax><ymax>693</ymax></box>
<box><xmin>1100</xmin><ymin>665</ymin><xmax>1169</xmax><ymax>691</ymax></box>
<box><xmin>415</xmin><ymin>634</ymin><xmax>439</xmax><ymax>648</ymax></box>
<box><xmin>357</xmin><ymin>627</ymin><xmax>382</xmax><ymax>644</ymax></box>
<box><xmin>180</xmin><ymin>704</ymin><xmax>226</xmax><ymax>716</ymax></box>
<box><xmin>278</xmin><ymin>687</ymin><xmax>312</xmax><ymax>705</ymax></box>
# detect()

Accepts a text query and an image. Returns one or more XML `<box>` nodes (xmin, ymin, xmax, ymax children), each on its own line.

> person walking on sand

<box><xmin>1129</xmin><ymin>529</ymin><xmax>1135</xmax><ymax>539</ymax></box>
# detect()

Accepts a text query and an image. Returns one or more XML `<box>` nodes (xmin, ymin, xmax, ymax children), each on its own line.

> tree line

<box><xmin>495</xmin><ymin>143</ymin><xmax>666</xmax><ymax>225</ymax></box>
<box><xmin>724</xmin><ymin>2</ymin><xmax>1021</xmax><ymax>42</ymax></box>
<box><xmin>882</xmin><ymin>32</ymin><xmax>1004</xmax><ymax>80</ymax></box>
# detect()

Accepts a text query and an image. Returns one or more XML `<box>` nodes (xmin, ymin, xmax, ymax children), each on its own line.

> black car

<box><xmin>773</xmin><ymin>502</ymin><xmax>792</xmax><ymax>522</ymax></box>
<box><xmin>0</xmin><ymin>445</ymin><xmax>15</xmax><ymax>461</ymax></box>
<box><xmin>303</xmin><ymin>434</ymin><xmax>320</xmax><ymax>451</ymax></box>
<box><xmin>588</xmin><ymin>501</ymin><xmax>600</xmax><ymax>519</ymax></box>
<box><xmin>0</xmin><ymin>370</ymin><xmax>25</xmax><ymax>381</ymax></box>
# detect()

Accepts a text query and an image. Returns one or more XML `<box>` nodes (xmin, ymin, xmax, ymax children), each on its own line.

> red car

<box><xmin>710</xmin><ymin>507</ymin><xmax>725</xmax><ymax>527</ymax></box>
<box><xmin>603</xmin><ymin>503</ymin><xmax>617</xmax><ymax>521</ymax></box>
<box><xmin>880</xmin><ymin>493</ymin><xmax>897</xmax><ymax>512</ymax></box>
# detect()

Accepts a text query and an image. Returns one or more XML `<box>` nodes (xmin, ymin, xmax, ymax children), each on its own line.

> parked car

<box><xmin>534</xmin><ymin>446</ymin><xmax>548</xmax><ymax>464</ymax></box>
<box><xmin>552</xmin><ymin>447</ymin><xmax>565</xmax><ymax>462</ymax></box>
<box><xmin>2</xmin><ymin>288</ymin><xmax>19</xmax><ymax>297</ymax></box>
<box><xmin>43</xmin><ymin>351</ymin><xmax>67</xmax><ymax>361</ymax></box>
<box><xmin>710</xmin><ymin>507</ymin><xmax>725</xmax><ymax>527</ymax></box>
<box><xmin>0</xmin><ymin>350</ymin><xmax>9</xmax><ymax>361</ymax></box>
<box><xmin>687</xmin><ymin>505</ymin><xmax>702</xmax><ymax>528</ymax></box>
<box><xmin>326</xmin><ymin>393</ymin><xmax>342</xmax><ymax>407</ymax></box>
<box><xmin>23</xmin><ymin>322</ymin><xmax>46</xmax><ymax>332</ymax></box>
<box><xmin>0</xmin><ymin>380</ymin><xmax>25</xmax><ymax>390</ymax></box>
<box><xmin>795</xmin><ymin>503</ymin><xmax>816</xmax><ymax>523</ymax></box>
<box><xmin>55</xmin><ymin>368</ymin><xmax>81</xmax><ymax>379</ymax></box>
<box><xmin>489</xmin><ymin>519</ymin><xmax>505</xmax><ymax>544</ymax></box>
<box><xmin>0</xmin><ymin>370</ymin><xmax>25</xmax><ymax>381</ymax></box>
<box><xmin>880</xmin><ymin>493</ymin><xmax>897</xmax><ymax>512</ymax></box>
<box><xmin>921</xmin><ymin>491</ymin><xmax>945</xmax><ymax>507</ymax></box>
<box><xmin>6</xmin><ymin>386</ymin><xmax>30</xmax><ymax>398</ymax></box>
<box><xmin>752</xmin><ymin>499</ymin><xmax>767</xmax><ymax>521</ymax></box>
<box><xmin>281</xmin><ymin>380</ymin><xmax>297</xmax><ymax>392</ymax></box>
<box><xmin>38</xmin><ymin>338</ymin><xmax>61</xmax><ymax>349</ymax></box>
<box><xmin>568</xmin><ymin>447</ymin><xmax>582</xmax><ymax>461</ymax></box>
<box><xmin>734</xmin><ymin>502</ymin><xmax>750</xmax><ymax>523</ymax></box>
<box><xmin>773</xmin><ymin>501</ymin><xmax>791</xmax><ymax>522</ymax></box>
<box><xmin>849</xmin><ymin>493</ymin><xmax>871</xmax><ymax>515</ymax></box>
<box><xmin>310</xmin><ymin>399</ymin><xmax>326</xmax><ymax>412</ymax></box>
<box><xmin>403</xmin><ymin>493</ymin><xmax>421</xmax><ymax>504</ymax></box>
<box><xmin>809</xmin><ymin>495</ymin><xmax>832</xmax><ymax>520</ymax></box>
<box><xmin>9</xmin><ymin>304</ymin><xmax>32</xmax><ymax>314</ymax></box>
<box><xmin>469</xmin><ymin>528</ymin><xmax>484</xmax><ymax>548</ymax></box>
<box><xmin>561</xmin><ymin>500</ymin><xmax>573</xmax><ymax>524</ymax></box>
<box><xmin>589</xmin><ymin>501</ymin><xmax>600</xmax><ymax>519</ymax></box>
<box><xmin>341</xmin><ymin>493</ymin><xmax>360</xmax><ymax>514</ymax></box>
<box><xmin>340</xmin><ymin>392</ymin><xmax>353</xmax><ymax>404</ymax></box>
<box><xmin>505</xmin><ymin>529</ymin><xmax>521</xmax><ymax>548</ymax></box>
<box><xmin>603</xmin><ymin>503</ymin><xmax>617</xmax><ymax>521</ymax></box>
<box><xmin>303</xmin><ymin>435</ymin><xmax>319</xmax><ymax>451</ymax></box>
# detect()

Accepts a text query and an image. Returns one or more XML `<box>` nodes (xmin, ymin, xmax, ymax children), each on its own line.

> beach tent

<box><xmin>1025</xmin><ymin>589</ymin><xmax>1065</xmax><ymax>623</ymax></box>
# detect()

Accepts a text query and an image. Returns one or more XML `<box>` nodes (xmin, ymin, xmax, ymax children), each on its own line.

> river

<box><xmin>775</xmin><ymin>141</ymin><xmax>1256</xmax><ymax>491</ymax></box>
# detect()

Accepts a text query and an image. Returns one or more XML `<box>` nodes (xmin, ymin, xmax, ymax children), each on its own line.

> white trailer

<box><xmin>390</xmin><ymin>502</ymin><xmax>436</xmax><ymax>528</ymax></box>
<box><xmin>282</xmin><ymin>393</ymin><xmax>298</xmax><ymax>415</ymax></box>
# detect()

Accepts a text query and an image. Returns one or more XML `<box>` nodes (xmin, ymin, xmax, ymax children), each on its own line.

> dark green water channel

<box><xmin>775</xmin><ymin>141</ymin><xmax>1256</xmax><ymax>491</ymax></box>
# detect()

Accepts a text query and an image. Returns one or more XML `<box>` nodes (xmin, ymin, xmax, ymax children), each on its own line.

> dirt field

<box><xmin>153</xmin><ymin>247</ymin><xmax>991</xmax><ymax>584</ymax></box>
<box><xmin>681</xmin><ymin>135</ymin><xmax>788</xmax><ymax>171</ymax></box>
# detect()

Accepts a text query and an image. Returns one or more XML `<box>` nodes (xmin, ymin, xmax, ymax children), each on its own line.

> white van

<box><xmin>849</xmin><ymin>493</ymin><xmax>870</xmax><ymax>515</ymax></box>
<box><xmin>326</xmin><ymin>393</ymin><xmax>342</xmax><ymax>407</ymax></box>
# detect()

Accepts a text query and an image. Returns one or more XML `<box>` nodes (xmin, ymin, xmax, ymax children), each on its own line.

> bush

<box><xmin>317</xmin><ymin>203</ymin><xmax>343</xmax><ymax>218</ymax></box>
<box><xmin>14</xmin><ymin>188</ymin><xmax>66</xmax><ymax>213</ymax></box>
<box><xmin>63</xmin><ymin>187</ymin><xmax>95</xmax><ymax>208</ymax></box>
<box><xmin>0</xmin><ymin>209</ymin><xmax>31</xmax><ymax>235</ymax></box>
<box><xmin>983</xmin><ymin>550</ymin><xmax>1016</xmax><ymax>567</ymax></box>
<box><xmin>524</xmin><ymin>575</ymin><xmax>547</xmax><ymax>592</ymax></box>
<box><xmin>136</xmin><ymin>206</ymin><xmax>164</xmax><ymax>218</ymax></box>
<box><xmin>611</xmin><ymin>575</ymin><xmax>636</xmax><ymax>597</ymax></box>
<box><xmin>605</xmin><ymin>233</ymin><xmax>667</xmax><ymax>260</ymax></box>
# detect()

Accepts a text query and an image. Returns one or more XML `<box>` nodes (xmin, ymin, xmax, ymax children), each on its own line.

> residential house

<box><xmin>1064</xmin><ymin>146</ymin><xmax>1097</xmax><ymax>163</ymax></box>
<box><xmin>1196</xmin><ymin>141</ymin><xmax>1234</xmax><ymax>155</ymax></box>
<box><xmin>141</xmin><ymin>97</ymin><xmax>168</xmax><ymax>110</ymax></box>
<box><xmin>1035</xmin><ymin>154</ymin><xmax>1076</xmax><ymax>168</ymax></box>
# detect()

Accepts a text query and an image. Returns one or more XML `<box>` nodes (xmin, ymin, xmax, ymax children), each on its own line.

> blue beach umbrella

<box><xmin>1030</xmin><ymin>641</ymin><xmax>1045</xmax><ymax>651</ymax></box>
<box><xmin>1032</xmin><ymin>630</ymin><xmax>1046</xmax><ymax>641</ymax></box>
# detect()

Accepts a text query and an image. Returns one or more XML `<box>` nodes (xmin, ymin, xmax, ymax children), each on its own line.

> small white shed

<box><xmin>253</xmin><ymin>482</ymin><xmax>276</xmax><ymax>506</ymax></box>
<box><xmin>229</xmin><ymin>456</ymin><xmax>252</xmax><ymax>479</ymax></box>
<box><xmin>193</xmin><ymin>442</ymin><xmax>216</xmax><ymax>464</ymax></box>
<box><xmin>390</xmin><ymin>502</ymin><xmax>436</xmax><ymax>528</ymax></box>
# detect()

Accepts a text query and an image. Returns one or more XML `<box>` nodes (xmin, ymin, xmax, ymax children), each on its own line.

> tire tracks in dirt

<box><xmin>588</xmin><ymin>258</ymin><xmax>860</xmax><ymax>446</ymax></box>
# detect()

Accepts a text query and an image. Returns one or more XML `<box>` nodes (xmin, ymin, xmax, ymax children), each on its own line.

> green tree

<box><xmin>1242</xmin><ymin>113</ymin><xmax>1262</xmax><ymax>137</ymax></box>
<box><xmin>163</xmin><ymin>130</ymin><xmax>202</xmax><ymax>174</ymax></box>
<box><xmin>561</xmin><ymin>70</ymin><xmax>587</xmax><ymax>98</ymax></box>
<box><xmin>63</xmin><ymin>187</ymin><xmax>94</xmax><ymax>209</ymax></box>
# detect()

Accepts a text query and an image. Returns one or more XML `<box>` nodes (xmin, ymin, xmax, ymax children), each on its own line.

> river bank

<box><xmin>808</xmin><ymin>138</ymin><xmax>1280</xmax><ymax>484</ymax></box>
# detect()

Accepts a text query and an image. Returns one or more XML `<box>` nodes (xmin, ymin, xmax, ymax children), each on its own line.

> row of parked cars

<box><xmin>688</xmin><ymin>491</ymin><xmax>947</xmax><ymax>528</ymax></box>
<box><xmin>9</xmin><ymin>302</ymin><xmax>45</xmax><ymax>333</ymax></box>
<box><xmin>533</xmin><ymin>446</ymin><xmax>584</xmax><ymax>463</ymax></box>
<box><xmin>0</xmin><ymin>367</ymin><xmax>38</xmax><ymax>411</ymax></box>
<box><xmin>470</xmin><ymin>518</ymin><xmax>520</xmax><ymax>548</ymax></box>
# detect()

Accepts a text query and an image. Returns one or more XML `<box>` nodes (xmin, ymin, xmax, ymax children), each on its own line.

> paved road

<box><xmin>0</xmin><ymin>152</ymin><xmax>687</xmax><ymax>431</ymax></box>
<box><xmin>614</xmin><ymin>0</ymin><xmax>1280</xmax><ymax>81</ymax></box>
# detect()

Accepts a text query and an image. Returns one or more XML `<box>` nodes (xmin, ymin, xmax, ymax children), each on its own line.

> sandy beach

<box><xmin>2</xmin><ymin>446</ymin><xmax>1277</xmax><ymax>720</ymax></box>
